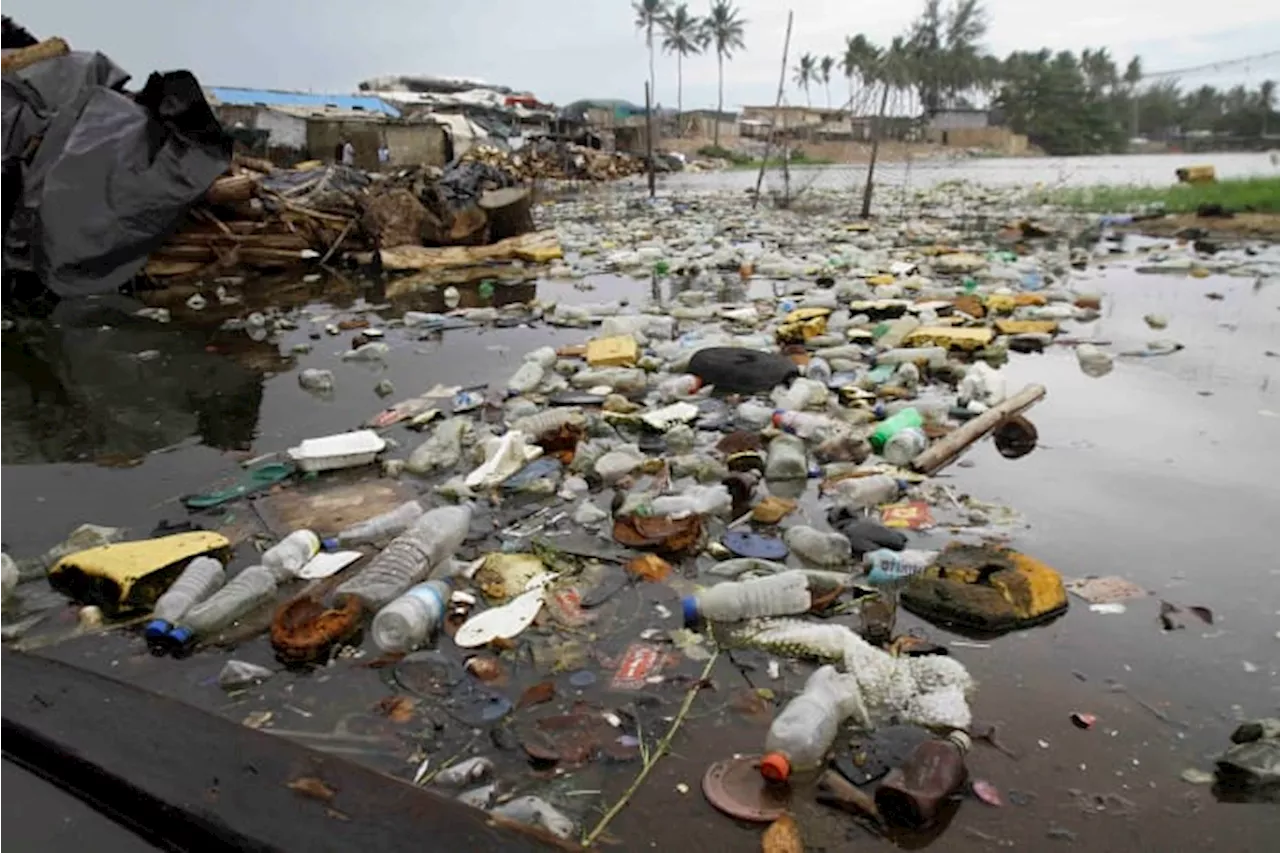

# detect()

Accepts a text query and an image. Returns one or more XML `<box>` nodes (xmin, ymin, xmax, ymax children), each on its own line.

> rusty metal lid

<box><xmin>702</xmin><ymin>756</ymin><xmax>790</xmax><ymax>823</ymax></box>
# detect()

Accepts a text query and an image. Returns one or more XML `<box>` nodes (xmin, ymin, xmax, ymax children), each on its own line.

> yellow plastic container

<box><xmin>586</xmin><ymin>335</ymin><xmax>639</xmax><ymax>367</ymax></box>
<box><xmin>866</xmin><ymin>274</ymin><xmax>896</xmax><ymax>286</ymax></box>
<box><xmin>904</xmin><ymin>326</ymin><xmax>995</xmax><ymax>351</ymax></box>
<box><xmin>1175</xmin><ymin>165</ymin><xmax>1215</xmax><ymax>184</ymax></box>
<box><xmin>994</xmin><ymin>319</ymin><xmax>1059</xmax><ymax>336</ymax></box>
<box><xmin>48</xmin><ymin>531</ymin><xmax>231</xmax><ymax>614</ymax></box>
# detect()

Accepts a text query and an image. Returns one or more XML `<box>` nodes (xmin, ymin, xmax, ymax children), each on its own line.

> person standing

<box><xmin>341</xmin><ymin>138</ymin><xmax>355</xmax><ymax>166</ymax></box>
<box><xmin>377</xmin><ymin>135</ymin><xmax>391</xmax><ymax>169</ymax></box>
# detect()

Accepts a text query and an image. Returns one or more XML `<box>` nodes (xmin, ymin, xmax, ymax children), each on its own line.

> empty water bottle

<box><xmin>506</xmin><ymin>360</ymin><xmax>545</xmax><ymax>394</ymax></box>
<box><xmin>682</xmin><ymin>570</ymin><xmax>812</xmax><ymax>624</ymax></box>
<box><xmin>760</xmin><ymin>665</ymin><xmax>868</xmax><ymax>781</ymax></box>
<box><xmin>371</xmin><ymin>580</ymin><xmax>451</xmax><ymax>653</ymax></box>
<box><xmin>509</xmin><ymin>408</ymin><xmax>585</xmax><ymax>440</ymax></box>
<box><xmin>875</xmin><ymin>347</ymin><xmax>947</xmax><ymax>369</ymax></box>
<box><xmin>298</xmin><ymin>368</ymin><xmax>335</xmax><ymax>393</ymax></box>
<box><xmin>773</xmin><ymin>378</ymin><xmax>828</xmax><ymax>411</ymax></box>
<box><xmin>784</xmin><ymin>526</ymin><xmax>851</xmax><ymax>566</ymax></box>
<box><xmin>144</xmin><ymin>556</ymin><xmax>226</xmax><ymax>649</ymax></box>
<box><xmin>649</xmin><ymin>484</ymin><xmax>733</xmax><ymax>518</ymax></box>
<box><xmin>863</xmin><ymin>549</ymin><xmax>939</xmax><ymax>584</ymax></box>
<box><xmin>570</xmin><ymin>368</ymin><xmax>648</xmax><ymax>392</ymax></box>
<box><xmin>1076</xmin><ymin>344</ymin><xmax>1114</xmax><ymax>378</ymax></box>
<box><xmin>765</xmin><ymin>434</ymin><xmax>809</xmax><ymax>481</ymax></box>
<box><xmin>656</xmin><ymin>374</ymin><xmax>703</xmax><ymax>401</ymax></box>
<box><xmin>882</xmin><ymin>427</ymin><xmax>928</xmax><ymax>466</ymax></box>
<box><xmin>806</xmin><ymin>357</ymin><xmax>832</xmax><ymax>385</ymax></box>
<box><xmin>174</xmin><ymin>565</ymin><xmax>278</xmax><ymax>647</ymax></box>
<box><xmin>773</xmin><ymin>410</ymin><xmax>841</xmax><ymax>440</ymax></box>
<box><xmin>328</xmin><ymin>501</ymin><xmax>425</xmax><ymax>549</ymax></box>
<box><xmin>262</xmin><ymin>530</ymin><xmax>319</xmax><ymax>580</ymax></box>
<box><xmin>870</xmin><ymin>408</ymin><xmax>923</xmax><ymax>453</ymax></box>
<box><xmin>407</xmin><ymin>417</ymin><xmax>470</xmax><ymax>474</ymax></box>
<box><xmin>827</xmin><ymin>474</ymin><xmax>903</xmax><ymax>511</ymax></box>
<box><xmin>334</xmin><ymin>505</ymin><xmax>471</xmax><ymax>609</ymax></box>
<box><xmin>736</xmin><ymin>401</ymin><xmax>776</xmax><ymax>430</ymax></box>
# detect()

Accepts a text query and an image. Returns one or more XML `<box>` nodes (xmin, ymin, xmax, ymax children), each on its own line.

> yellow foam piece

<box><xmin>586</xmin><ymin>335</ymin><xmax>639</xmax><ymax>367</ymax></box>
<box><xmin>48</xmin><ymin>531</ymin><xmax>230</xmax><ymax>613</ymax></box>
<box><xmin>994</xmin><ymin>319</ymin><xmax>1058</xmax><ymax>336</ymax></box>
<box><xmin>904</xmin><ymin>326</ymin><xmax>995</xmax><ymax>351</ymax></box>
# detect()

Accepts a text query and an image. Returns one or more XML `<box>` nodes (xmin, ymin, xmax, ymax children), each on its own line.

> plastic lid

<box><xmin>321</xmin><ymin>537</ymin><xmax>340</xmax><ymax>552</ymax></box>
<box><xmin>143</xmin><ymin>619</ymin><xmax>171</xmax><ymax>642</ymax></box>
<box><xmin>681</xmin><ymin>596</ymin><xmax>700</xmax><ymax>626</ymax></box>
<box><xmin>167</xmin><ymin>625</ymin><xmax>195</xmax><ymax>647</ymax></box>
<box><xmin>759</xmin><ymin>752</ymin><xmax>791</xmax><ymax>783</ymax></box>
<box><xmin>947</xmin><ymin>730</ymin><xmax>972</xmax><ymax>752</ymax></box>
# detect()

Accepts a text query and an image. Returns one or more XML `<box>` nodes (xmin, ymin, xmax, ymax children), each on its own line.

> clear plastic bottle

<box><xmin>773</xmin><ymin>378</ymin><xmax>828</xmax><ymax>411</ymax></box>
<box><xmin>773</xmin><ymin>410</ymin><xmax>841</xmax><ymax>440</ymax></box>
<box><xmin>175</xmin><ymin>565</ymin><xmax>278</xmax><ymax>645</ymax></box>
<box><xmin>298</xmin><ymin>368</ymin><xmax>335</xmax><ymax>393</ymax></box>
<box><xmin>784</xmin><ymin>526</ymin><xmax>851</xmax><ymax>566</ymax></box>
<box><xmin>510</xmin><ymin>408</ymin><xmax>585</xmax><ymax>439</ymax></box>
<box><xmin>806</xmin><ymin>358</ymin><xmax>833</xmax><ymax>385</ymax></box>
<box><xmin>827</xmin><ymin>474</ymin><xmax>903</xmax><ymax>511</ymax></box>
<box><xmin>863</xmin><ymin>549</ymin><xmax>939</xmax><ymax>584</ymax></box>
<box><xmin>327</xmin><ymin>501</ymin><xmax>425</xmax><ymax>549</ymax></box>
<box><xmin>144</xmin><ymin>556</ymin><xmax>226</xmax><ymax>647</ymax></box>
<box><xmin>649</xmin><ymin>484</ymin><xmax>733</xmax><ymax>518</ymax></box>
<box><xmin>736</xmin><ymin>401</ymin><xmax>776</xmax><ymax>430</ymax></box>
<box><xmin>681</xmin><ymin>570</ymin><xmax>812</xmax><ymax>624</ymax></box>
<box><xmin>570</xmin><ymin>368</ymin><xmax>649</xmax><ymax>392</ymax></box>
<box><xmin>1076</xmin><ymin>344</ymin><xmax>1114</xmax><ymax>378</ymax></box>
<box><xmin>262</xmin><ymin>530</ymin><xmax>319</xmax><ymax>580</ymax></box>
<box><xmin>882</xmin><ymin>427</ymin><xmax>928</xmax><ymax>466</ymax></box>
<box><xmin>765</xmin><ymin>434</ymin><xmax>809</xmax><ymax>481</ymax></box>
<box><xmin>506</xmin><ymin>360</ymin><xmax>545</xmax><ymax>394</ymax></box>
<box><xmin>371</xmin><ymin>580</ymin><xmax>451</xmax><ymax>653</ymax></box>
<box><xmin>656</xmin><ymin>374</ymin><xmax>703</xmax><ymax>401</ymax></box>
<box><xmin>875</xmin><ymin>347</ymin><xmax>947</xmax><ymax>369</ymax></box>
<box><xmin>874</xmin><ymin>316</ymin><xmax>921</xmax><ymax>350</ymax></box>
<box><xmin>334</xmin><ymin>505</ymin><xmax>472</xmax><ymax>610</ymax></box>
<box><xmin>870</xmin><ymin>408</ymin><xmax>923</xmax><ymax>453</ymax></box>
<box><xmin>407</xmin><ymin>417</ymin><xmax>470</xmax><ymax>474</ymax></box>
<box><xmin>760</xmin><ymin>665</ymin><xmax>868</xmax><ymax>781</ymax></box>
<box><xmin>524</xmin><ymin>346</ymin><xmax>559</xmax><ymax>368</ymax></box>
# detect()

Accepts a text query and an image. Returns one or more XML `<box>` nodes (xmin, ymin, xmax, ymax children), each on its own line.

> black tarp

<box><xmin>2</xmin><ymin>51</ymin><xmax>230</xmax><ymax>297</ymax></box>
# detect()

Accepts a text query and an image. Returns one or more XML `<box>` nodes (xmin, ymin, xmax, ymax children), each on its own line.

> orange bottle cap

<box><xmin>759</xmin><ymin>752</ymin><xmax>791</xmax><ymax>782</ymax></box>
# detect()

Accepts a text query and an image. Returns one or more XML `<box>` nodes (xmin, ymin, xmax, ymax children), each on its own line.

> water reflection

<box><xmin>1</xmin><ymin>296</ymin><xmax>282</xmax><ymax>465</ymax></box>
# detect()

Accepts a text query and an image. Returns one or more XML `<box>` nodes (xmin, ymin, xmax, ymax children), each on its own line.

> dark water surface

<box><xmin>4</xmin><ymin>174</ymin><xmax>1280</xmax><ymax>850</ymax></box>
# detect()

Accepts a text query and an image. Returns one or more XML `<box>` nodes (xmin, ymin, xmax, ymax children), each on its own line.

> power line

<box><xmin>1143</xmin><ymin>50</ymin><xmax>1280</xmax><ymax>80</ymax></box>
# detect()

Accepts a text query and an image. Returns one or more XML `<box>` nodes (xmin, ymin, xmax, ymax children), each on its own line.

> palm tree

<box><xmin>793</xmin><ymin>53</ymin><xmax>817</xmax><ymax>107</ymax></box>
<box><xmin>819</xmin><ymin>55</ymin><xmax>836</xmax><ymax>108</ymax></box>
<box><xmin>662</xmin><ymin>4</ymin><xmax>706</xmax><ymax>130</ymax></box>
<box><xmin>841</xmin><ymin>34</ymin><xmax>879</xmax><ymax>116</ymax></box>
<box><xmin>633</xmin><ymin>0</ymin><xmax>671</xmax><ymax>112</ymax></box>
<box><xmin>1123</xmin><ymin>56</ymin><xmax>1143</xmax><ymax>138</ymax></box>
<box><xmin>701</xmin><ymin>0</ymin><xmax>746</xmax><ymax>148</ymax></box>
<box><xmin>1260</xmin><ymin>79</ymin><xmax>1276</xmax><ymax>136</ymax></box>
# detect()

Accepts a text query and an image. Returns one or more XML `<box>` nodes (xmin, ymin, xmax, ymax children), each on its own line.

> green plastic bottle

<box><xmin>870</xmin><ymin>407</ymin><xmax>923</xmax><ymax>453</ymax></box>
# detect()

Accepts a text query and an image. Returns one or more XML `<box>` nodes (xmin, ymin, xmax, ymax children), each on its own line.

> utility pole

<box><xmin>860</xmin><ymin>81</ymin><xmax>891</xmax><ymax>219</ymax></box>
<box><xmin>644</xmin><ymin>81</ymin><xmax>655</xmax><ymax>199</ymax></box>
<box><xmin>753</xmin><ymin>10</ymin><xmax>794</xmax><ymax>208</ymax></box>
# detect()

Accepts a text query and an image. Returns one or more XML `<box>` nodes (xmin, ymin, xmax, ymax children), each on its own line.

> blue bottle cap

<box><xmin>167</xmin><ymin>625</ymin><xmax>195</xmax><ymax>648</ymax></box>
<box><xmin>143</xmin><ymin>619</ymin><xmax>171</xmax><ymax>642</ymax></box>
<box><xmin>321</xmin><ymin>537</ymin><xmax>340</xmax><ymax>553</ymax></box>
<box><xmin>681</xmin><ymin>596</ymin><xmax>700</xmax><ymax>626</ymax></box>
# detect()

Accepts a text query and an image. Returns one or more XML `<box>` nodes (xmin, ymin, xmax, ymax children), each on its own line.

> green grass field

<box><xmin>1046</xmin><ymin>176</ymin><xmax>1280</xmax><ymax>214</ymax></box>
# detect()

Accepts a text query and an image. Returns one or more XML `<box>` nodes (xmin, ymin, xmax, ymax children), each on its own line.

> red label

<box><xmin>610</xmin><ymin>643</ymin><xmax>664</xmax><ymax>690</ymax></box>
<box><xmin>881</xmin><ymin>501</ymin><xmax>936</xmax><ymax>530</ymax></box>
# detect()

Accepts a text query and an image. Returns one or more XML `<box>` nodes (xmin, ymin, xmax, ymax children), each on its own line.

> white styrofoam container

<box><xmin>287</xmin><ymin>430</ymin><xmax>387</xmax><ymax>472</ymax></box>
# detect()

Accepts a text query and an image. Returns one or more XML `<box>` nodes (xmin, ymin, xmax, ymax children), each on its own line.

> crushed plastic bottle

<box><xmin>371</xmin><ymin>580</ymin><xmax>451</xmax><ymax>653</ymax></box>
<box><xmin>765</xmin><ymin>434</ymin><xmax>809</xmax><ymax>481</ymax></box>
<box><xmin>489</xmin><ymin>796</ymin><xmax>575</xmax><ymax>840</ymax></box>
<box><xmin>875</xmin><ymin>347</ymin><xmax>947</xmax><ymax>369</ymax></box>
<box><xmin>506</xmin><ymin>360</ymin><xmax>545</xmax><ymax>394</ymax></box>
<box><xmin>870</xmin><ymin>408</ymin><xmax>923</xmax><ymax>454</ymax></box>
<box><xmin>261</xmin><ymin>530</ymin><xmax>320</xmax><ymax>580</ymax></box>
<box><xmin>432</xmin><ymin>757</ymin><xmax>494</xmax><ymax>788</ymax></box>
<box><xmin>334</xmin><ymin>505</ymin><xmax>472</xmax><ymax>610</ymax></box>
<box><xmin>176</xmin><ymin>565</ymin><xmax>278</xmax><ymax>646</ymax></box>
<box><xmin>882</xmin><ymin>427</ymin><xmax>928</xmax><ymax>466</ymax></box>
<box><xmin>827</xmin><ymin>474</ymin><xmax>903</xmax><ymax>511</ymax></box>
<box><xmin>649</xmin><ymin>484</ymin><xmax>733</xmax><ymax>518</ymax></box>
<box><xmin>298</xmin><ymin>368</ymin><xmax>335</xmax><ymax>393</ymax></box>
<box><xmin>327</xmin><ymin>500</ymin><xmax>424</xmax><ymax>549</ymax></box>
<box><xmin>760</xmin><ymin>665</ymin><xmax>869</xmax><ymax>781</ymax></box>
<box><xmin>736</xmin><ymin>401</ymin><xmax>776</xmax><ymax>430</ymax></box>
<box><xmin>874</xmin><ymin>317</ymin><xmax>921</xmax><ymax>350</ymax></box>
<box><xmin>863</xmin><ymin>549</ymin><xmax>939</xmax><ymax>584</ymax></box>
<box><xmin>682</xmin><ymin>570</ymin><xmax>812</xmax><ymax>624</ymax></box>
<box><xmin>958</xmin><ymin>361</ymin><xmax>1007</xmax><ymax>410</ymax></box>
<box><xmin>656</xmin><ymin>374</ymin><xmax>703</xmax><ymax>401</ymax></box>
<box><xmin>1076</xmin><ymin>344</ymin><xmax>1114</xmax><ymax>378</ymax></box>
<box><xmin>407</xmin><ymin>418</ymin><xmax>470</xmax><ymax>474</ymax></box>
<box><xmin>806</xmin><ymin>357</ymin><xmax>833</xmax><ymax>385</ymax></box>
<box><xmin>144</xmin><ymin>556</ymin><xmax>226</xmax><ymax>649</ymax></box>
<box><xmin>594</xmin><ymin>444</ymin><xmax>646</xmax><ymax>483</ymax></box>
<box><xmin>342</xmin><ymin>342</ymin><xmax>389</xmax><ymax>361</ymax></box>
<box><xmin>510</xmin><ymin>408</ymin><xmax>585</xmax><ymax>438</ymax></box>
<box><xmin>784</xmin><ymin>526</ymin><xmax>851</xmax><ymax>566</ymax></box>
<box><xmin>773</xmin><ymin>377</ymin><xmax>828</xmax><ymax>411</ymax></box>
<box><xmin>773</xmin><ymin>410</ymin><xmax>842</xmax><ymax>440</ymax></box>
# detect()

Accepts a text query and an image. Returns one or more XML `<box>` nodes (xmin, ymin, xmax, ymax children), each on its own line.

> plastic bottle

<box><xmin>736</xmin><ymin>401</ymin><xmax>776</xmax><ymax>430</ymax></box>
<box><xmin>874</xmin><ymin>731</ymin><xmax>972</xmax><ymax>827</ymax></box>
<box><xmin>863</xmin><ymin>549</ymin><xmax>939</xmax><ymax>584</ymax></box>
<box><xmin>760</xmin><ymin>665</ymin><xmax>868</xmax><ymax>781</ymax></box>
<box><xmin>656</xmin><ymin>374</ymin><xmax>703</xmax><ymax>401</ymax></box>
<box><xmin>784</xmin><ymin>526</ymin><xmax>851</xmax><ymax>566</ymax></box>
<box><xmin>506</xmin><ymin>360</ymin><xmax>545</xmax><ymax>394</ymax></box>
<box><xmin>2</xmin><ymin>552</ymin><xmax>18</xmax><ymax>601</ymax></box>
<box><xmin>958</xmin><ymin>362</ymin><xmax>1007</xmax><ymax>410</ymax></box>
<box><xmin>334</xmin><ymin>505</ymin><xmax>471</xmax><ymax>610</ymax></box>
<box><xmin>371</xmin><ymin>580</ymin><xmax>451</xmax><ymax>653</ymax></box>
<box><xmin>773</xmin><ymin>378</ymin><xmax>828</xmax><ymax>411</ymax></box>
<box><xmin>262</xmin><ymin>530</ymin><xmax>319</xmax><ymax>580</ymax></box>
<box><xmin>175</xmin><ymin>565</ymin><xmax>278</xmax><ymax>645</ymax></box>
<box><xmin>765</xmin><ymin>434</ymin><xmax>809</xmax><ymax>481</ymax></box>
<box><xmin>874</xmin><ymin>316</ymin><xmax>921</xmax><ymax>350</ymax></box>
<box><xmin>327</xmin><ymin>501</ymin><xmax>425</xmax><ymax>550</ymax></box>
<box><xmin>870</xmin><ymin>408</ymin><xmax>923</xmax><ymax>453</ymax></box>
<box><xmin>875</xmin><ymin>347</ymin><xmax>947</xmax><ymax>369</ymax></box>
<box><xmin>144</xmin><ymin>556</ymin><xmax>226</xmax><ymax>647</ymax></box>
<box><xmin>882</xmin><ymin>427</ymin><xmax>928</xmax><ymax>466</ymax></box>
<box><xmin>524</xmin><ymin>346</ymin><xmax>558</xmax><ymax>368</ymax></box>
<box><xmin>298</xmin><ymin>368</ymin><xmax>335</xmax><ymax>393</ymax></box>
<box><xmin>594</xmin><ymin>444</ymin><xmax>646</xmax><ymax>483</ymax></box>
<box><xmin>1076</xmin><ymin>344</ymin><xmax>1114</xmax><ymax>378</ymax></box>
<box><xmin>649</xmin><ymin>484</ymin><xmax>733</xmax><ymax>518</ymax></box>
<box><xmin>570</xmin><ymin>368</ymin><xmax>649</xmax><ymax>392</ymax></box>
<box><xmin>682</xmin><ymin>570</ymin><xmax>812</xmax><ymax>624</ymax></box>
<box><xmin>407</xmin><ymin>417</ymin><xmax>470</xmax><ymax>474</ymax></box>
<box><xmin>510</xmin><ymin>408</ymin><xmax>585</xmax><ymax>439</ymax></box>
<box><xmin>827</xmin><ymin>474</ymin><xmax>903</xmax><ymax>511</ymax></box>
<box><xmin>772</xmin><ymin>410</ymin><xmax>841</xmax><ymax>440</ymax></box>
<box><xmin>806</xmin><ymin>358</ymin><xmax>832</xmax><ymax>386</ymax></box>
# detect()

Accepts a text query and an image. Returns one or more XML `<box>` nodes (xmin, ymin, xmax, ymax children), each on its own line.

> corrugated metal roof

<box><xmin>206</xmin><ymin>87</ymin><xmax>400</xmax><ymax>117</ymax></box>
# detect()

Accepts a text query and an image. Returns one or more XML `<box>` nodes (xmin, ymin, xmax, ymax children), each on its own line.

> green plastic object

<box><xmin>870</xmin><ymin>408</ymin><xmax>923</xmax><ymax>453</ymax></box>
<box><xmin>182</xmin><ymin>462</ymin><xmax>296</xmax><ymax>509</ymax></box>
<box><xmin>654</xmin><ymin>260</ymin><xmax>670</xmax><ymax>276</ymax></box>
<box><xmin>478</xmin><ymin>280</ymin><xmax>495</xmax><ymax>301</ymax></box>
<box><xmin>962</xmin><ymin>277</ymin><xmax>977</xmax><ymax>293</ymax></box>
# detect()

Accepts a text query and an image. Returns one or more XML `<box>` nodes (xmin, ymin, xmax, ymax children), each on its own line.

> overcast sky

<box><xmin>8</xmin><ymin>0</ymin><xmax>1280</xmax><ymax>109</ymax></box>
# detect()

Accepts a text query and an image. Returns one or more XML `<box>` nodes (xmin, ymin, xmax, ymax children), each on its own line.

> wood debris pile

<box><xmin>461</xmin><ymin>143</ymin><xmax>647</xmax><ymax>182</ymax></box>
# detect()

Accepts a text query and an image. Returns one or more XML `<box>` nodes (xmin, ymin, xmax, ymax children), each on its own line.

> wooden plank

<box><xmin>911</xmin><ymin>383</ymin><xmax>1046</xmax><ymax>475</ymax></box>
<box><xmin>1</xmin><ymin>650</ymin><xmax>559</xmax><ymax>853</ymax></box>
